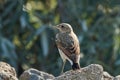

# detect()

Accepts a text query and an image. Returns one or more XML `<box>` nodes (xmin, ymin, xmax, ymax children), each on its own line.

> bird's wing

<box><xmin>56</xmin><ymin>34</ymin><xmax>80</xmax><ymax>63</ymax></box>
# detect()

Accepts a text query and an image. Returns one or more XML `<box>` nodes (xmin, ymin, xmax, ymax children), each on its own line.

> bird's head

<box><xmin>55</xmin><ymin>23</ymin><xmax>73</xmax><ymax>33</ymax></box>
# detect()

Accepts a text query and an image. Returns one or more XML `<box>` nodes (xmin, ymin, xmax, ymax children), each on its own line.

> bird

<box><xmin>55</xmin><ymin>23</ymin><xmax>80</xmax><ymax>73</ymax></box>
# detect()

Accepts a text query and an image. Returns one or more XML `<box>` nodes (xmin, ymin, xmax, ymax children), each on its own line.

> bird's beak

<box><xmin>52</xmin><ymin>24</ymin><xmax>60</xmax><ymax>30</ymax></box>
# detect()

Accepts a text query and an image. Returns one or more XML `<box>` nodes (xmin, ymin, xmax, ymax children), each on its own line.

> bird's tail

<box><xmin>72</xmin><ymin>63</ymin><xmax>80</xmax><ymax>70</ymax></box>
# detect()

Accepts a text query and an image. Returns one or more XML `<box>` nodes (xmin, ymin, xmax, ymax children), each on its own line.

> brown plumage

<box><xmin>55</xmin><ymin>23</ymin><xmax>80</xmax><ymax>72</ymax></box>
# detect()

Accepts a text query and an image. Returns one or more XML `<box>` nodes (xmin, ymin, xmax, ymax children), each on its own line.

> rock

<box><xmin>114</xmin><ymin>75</ymin><xmax>120</xmax><ymax>80</ymax></box>
<box><xmin>0</xmin><ymin>62</ymin><xmax>18</xmax><ymax>80</ymax></box>
<box><xmin>19</xmin><ymin>68</ymin><xmax>55</xmax><ymax>80</ymax></box>
<box><xmin>55</xmin><ymin>64</ymin><xmax>103</xmax><ymax>80</ymax></box>
<box><xmin>0</xmin><ymin>62</ymin><xmax>115</xmax><ymax>80</ymax></box>
<box><xmin>102</xmin><ymin>71</ymin><xmax>114</xmax><ymax>80</ymax></box>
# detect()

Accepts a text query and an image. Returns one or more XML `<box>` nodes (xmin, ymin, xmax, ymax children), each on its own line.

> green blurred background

<box><xmin>0</xmin><ymin>0</ymin><xmax>120</xmax><ymax>77</ymax></box>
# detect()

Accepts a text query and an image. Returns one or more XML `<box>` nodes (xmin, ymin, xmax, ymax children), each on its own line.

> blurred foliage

<box><xmin>0</xmin><ymin>0</ymin><xmax>120</xmax><ymax>76</ymax></box>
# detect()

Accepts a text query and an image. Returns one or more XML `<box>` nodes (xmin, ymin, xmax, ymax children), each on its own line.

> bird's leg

<box><xmin>60</xmin><ymin>60</ymin><xmax>66</xmax><ymax>74</ymax></box>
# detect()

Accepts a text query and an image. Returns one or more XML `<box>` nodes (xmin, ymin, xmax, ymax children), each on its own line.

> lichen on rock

<box><xmin>0</xmin><ymin>62</ymin><xmax>18</xmax><ymax>80</ymax></box>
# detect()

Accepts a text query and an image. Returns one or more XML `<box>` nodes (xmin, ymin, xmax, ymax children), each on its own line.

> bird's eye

<box><xmin>61</xmin><ymin>25</ymin><xmax>64</xmax><ymax>28</ymax></box>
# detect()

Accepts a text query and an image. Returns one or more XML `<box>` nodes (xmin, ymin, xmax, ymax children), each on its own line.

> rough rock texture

<box><xmin>19</xmin><ymin>68</ymin><xmax>55</xmax><ymax>80</ymax></box>
<box><xmin>55</xmin><ymin>64</ymin><xmax>103</xmax><ymax>80</ymax></box>
<box><xmin>0</xmin><ymin>62</ymin><xmax>18</xmax><ymax>80</ymax></box>
<box><xmin>102</xmin><ymin>71</ymin><xmax>114</xmax><ymax>80</ymax></box>
<box><xmin>19</xmin><ymin>64</ymin><xmax>120</xmax><ymax>80</ymax></box>
<box><xmin>1</xmin><ymin>62</ymin><xmax>120</xmax><ymax>80</ymax></box>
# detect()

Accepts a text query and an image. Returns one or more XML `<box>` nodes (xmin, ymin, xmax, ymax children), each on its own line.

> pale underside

<box><xmin>58</xmin><ymin>48</ymin><xmax>80</xmax><ymax>65</ymax></box>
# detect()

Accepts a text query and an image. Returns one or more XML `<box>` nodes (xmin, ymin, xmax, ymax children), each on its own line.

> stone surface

<box><xmin>114</xmin><ymin>75</ymin><xmax>120</xmax><ymax>80</ymax></box>
<box><xmin>1</xmin><ymin>61</ymin><xmax>120</xmax><ymax>80</ymax></box>
<box><xmin>102</xmin><ymin>71</ymin><xmax>114</xmax><ymax>80</ymax></box>
<box><xmin>0</xmin><ymin>62</ymin><xmax>18</xmax><ymax>80</ymax></box>
<box><xmin>20</xmin><ymin>64</ymin><xmax>120</xmax><ymax>80</ymax></box>
<box><xmin>55</xmin><ymin>64</ymin><xmax>103</xmax><ymax>80</ymax></box>
<box><xmin>19</xmin><ymin>68</ymin><xmax>55</xmax><ymax>80</ymax></box>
